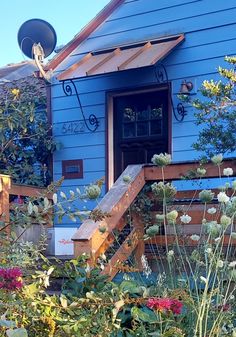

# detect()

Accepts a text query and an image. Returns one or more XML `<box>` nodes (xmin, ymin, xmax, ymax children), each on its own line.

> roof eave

<box><xmin>46</xmin><ymin>0</ymin><xmax>125</xmax><ymax>72</ymax></box>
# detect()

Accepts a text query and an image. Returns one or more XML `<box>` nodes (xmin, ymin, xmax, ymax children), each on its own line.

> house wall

<box><xmin>51</xmin><ymin>0</ymin><xmax>236</xmax><ymax>254</ymax></box>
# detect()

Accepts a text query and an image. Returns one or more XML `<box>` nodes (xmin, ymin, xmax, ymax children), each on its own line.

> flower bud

<box><xmin>211</xmin><ymin>154</ymin><xmax>223</xmax><ymax>165</ymax></box>
<box><xmin>146</xmin><ymin>225</ymin><xmax>160</xmax><ymax>237</ymax></box>
<box><xmin>86</xmin><ymin>185</ymin><xmax>101</xmax><ymax>199</ymax></box>
<box><xmin>220</xmin><ymin>215</ymin><xmax>231</xmax><ymax>229</ymax></box>
<box><xmin>166</xmin><ymin>210</ymin><xmax>178</xmax><ymax>225</ymax></box>
<box><xmin>199</xmin><ymin>190</ymin><xmax>214</xmax><ymax>203</ymax></box>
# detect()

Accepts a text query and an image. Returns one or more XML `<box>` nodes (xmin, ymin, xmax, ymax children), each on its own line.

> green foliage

<box><xmin>190</xmin><ymin>56</ymin><xmax>236</xmax><ymax>157</ymax></box>
<box><xmin>0</xmin><ymin>78</ymin><xmax>57</xmax><ymax>186</ymax></box>
<box><xmin>0</xmin><ymin>154</ymin><xmax>235</xmax><ymax>336</ymax></box>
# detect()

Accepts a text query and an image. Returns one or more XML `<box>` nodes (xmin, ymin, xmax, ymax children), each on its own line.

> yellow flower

<box><xmin>11</xmin><ymin>88</ymin><xmax>20</xmax><ymax>98</ymax></box>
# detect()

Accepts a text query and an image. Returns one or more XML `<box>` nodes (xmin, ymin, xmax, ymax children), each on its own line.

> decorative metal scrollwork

<box><xmin>62</xmin><ymin>79</ymin><xmax>99</xmax><ymax>132</ymax></box>
<box><xmin>154</xmin><ymin>63</ymin><xmax>187</xmax><ymax>122</ymax></box>
<box><xmin>154</xmin><ymin>64</ymin><xmax>168</xmax><ymax>84</ymax></box>
<box><xmin>175</xmin><ymin>103</ymin><xmax>187</xmax><ymax>122</ymax></box>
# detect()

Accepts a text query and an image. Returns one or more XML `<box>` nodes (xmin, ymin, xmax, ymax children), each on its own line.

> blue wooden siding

<box><xmin>52</xmin><ymin>0</ymin><xmax>236</xmax><ymax>227</ymax></box>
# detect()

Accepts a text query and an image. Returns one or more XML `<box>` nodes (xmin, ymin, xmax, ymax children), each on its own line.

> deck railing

<box><xmin>72</xmin><ymin>160</ymin><xmax>236</xmax><ymax>279</ymax></box>
<box><xmin>0</xmin><ymin>174</ymin><xmax>50</xmax><ymax>233</ymax></box>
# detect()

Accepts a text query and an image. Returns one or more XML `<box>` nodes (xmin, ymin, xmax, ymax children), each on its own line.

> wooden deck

<box><xmin>72</xmin><ymin>159</ymin><xmax>236</xmax><ymax>279</ymax></box>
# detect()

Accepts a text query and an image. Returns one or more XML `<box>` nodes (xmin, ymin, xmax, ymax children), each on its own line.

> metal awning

<box><xmin>57</xmin><ymin>34</ymin><xmax>184</xmax><ymax>81</ymax></box>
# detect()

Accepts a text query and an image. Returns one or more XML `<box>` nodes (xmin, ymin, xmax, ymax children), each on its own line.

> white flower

<box><xmin>85</xmin><ymin>264</ymin><xmax>91</xmax><ymax>273</ymax></box>
<box><xmin>60</xmin><ymin>191</ymin><xmax>67</xmax><ymax>199</ymax></box>
<box><xmin>167</xmin><ymin>250</ymin><xmax>174</xmax><ymax>257</ymax></box>
<box><xmin>190</xmin><ymin>234</ymin><xmax>200</xmax><ymax>241</ymax></box>
<box><xmin>206</xmin><ymin>247</ymin><xmax>212</xmax><ymax>253</ymax></box>
<box><xmin>52</xmin><ymin>193</ymin><xmax>58</xmax><ymax>204</ymax></box>
<box><xmin>223</xmin><ymin>167</ymin><xmax>233</xmax><ymax>176</ymax></box>
<box><xmin>229</xmin><ymin>261</ymin><xmax>236</xmax><ymax>268</ymax></box>
<box><xmin>217</xmin><ymin>192</ymin><xmax>230</xmax><ymax>203</ymax></box>
<box><xmin>217</xmin><ymin>260</ymin><xmax>224</xmax><ymax>268</ymax></box>
<box><xmin>180</xmin><ymin>214</ymin><xmax>192</xmax><ymax>224</ymax></box>
<box><xmin>200</xmin><ymin>276</ymin><xmax>207</xmax><ymax>283</ymax></box>
<box><xmin>141</xmin><ymin>254</ymin><xmax>152</xmax><ymax>278</ymax></box>
<box><xmin>207</xmin><ymin>207</ymin><xmax>216</xmax><ymax>214</ymax></box>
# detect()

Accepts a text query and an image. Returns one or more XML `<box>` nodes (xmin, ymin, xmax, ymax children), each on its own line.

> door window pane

<box><xmin>137</xmin><ymin>122</ymin><xmax>148</xmax><ymax>136</ymax></box>
<box><xmin>137</xmin><ymin>109</ymin><xmax>148</xmax><ymax>121</ymax></box>
<box><xmin>150</xmin><ymin>120</ymin><xmax>162</xmax><ymax>135</ymax></box>
<box><xmin>123</xmin><ymin>123</ymin><xmax>135</xmax><ymax>138</ymax></box>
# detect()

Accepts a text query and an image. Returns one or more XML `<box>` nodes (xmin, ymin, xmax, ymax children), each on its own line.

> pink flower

<box><xmin>216</xmin><ymin>304</ymin><xmax>231</xmax><ymax>312</ymax></box>
<box><xmin>0</xmin><ymin>267</ymin><xmax>23</xmax><ymax>291</ymax></box>
<box><xmin>147</xmin><ymin>297</ymin><xmax>183</xmax><ymax>315</ymax></box>
<box><xmin>170</xmin><ymin>299</ymin><xmax>183</xmax><ymax>315</ymax></box>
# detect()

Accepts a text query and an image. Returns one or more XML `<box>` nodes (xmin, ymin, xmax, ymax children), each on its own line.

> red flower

<box><xmin>147</xmin><ymin>297</ymin><xmax>183</xmax><ymax>315</ymax></box>
<box><xmin>0</xmin><ymin>267</ymin><xmax>23</xmax><ymax>291</ymax></box>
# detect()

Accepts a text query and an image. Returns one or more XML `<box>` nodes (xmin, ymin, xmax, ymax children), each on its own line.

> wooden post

<box><xmin>133</xmin><ymin>214</ymin><xmax>145</xmax><ymax>271</ymax></box>
<box><xmin>0</xmin><ymin>175</ymin><xmax>11</xmax><ymax>234</ymax></box>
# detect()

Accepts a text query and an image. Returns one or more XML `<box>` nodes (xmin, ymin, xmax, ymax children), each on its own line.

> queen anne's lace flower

<box><xmin>217</xmin><ymin>260</ymin><xmax>224</xmax><ymax>268</ymax></box>
<box><xmin>190</xmin><ymin>234</ymin><xmax>200</xmax><ymax>241</ymax></box>
<box><xmin>223</xmin><ymin>167</ymin><xmax>233</xmax><ymax>176</ymax></box>
<box><xmin>207</xmin><ymin>207</ymin><xmax>216</xmax><ymax>214</ymax></box>
<box><xmin>180</xmin><ymin>214</ymin><xmax>192</xmax><ymax>224</ymax></box>
<box><xmin>217</xmin><ymin>192</ymin><xmax>229</xmax><ymax>203</ymax></box>
<box><xmin>151</xmin><ymin>153</ymin><xmax>171</xmax><ymax>167</ymax></box>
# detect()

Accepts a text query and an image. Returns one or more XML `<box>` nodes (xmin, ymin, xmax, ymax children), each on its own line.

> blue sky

<box><xmin>0</xmin><ymin>0</ymin><xmax>110</xmax><ymax>67</ymax></box>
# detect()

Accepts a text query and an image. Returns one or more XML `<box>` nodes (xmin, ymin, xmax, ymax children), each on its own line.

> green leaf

<box><xmin>60</xmin><ymin>294</ymin><xmax>68</xmax><ymax>308</ymax></box>
<box><xmin>6</xmin><ymin>328</ymin><xmax>28</xmax><ymax>337</ymax></box>
<box><xmin>120</xmin><ymin>280</ymin><xmax>142</xmax><ymax>294</ymax></box>
<box><xmin>43</xmin><ymin>197</ymin><xmax>49</xmax><ymax>209</ymax></box>
<box><xmin>0</xmin><ymin>320</ymin><xmax>16</xmax><ymax>328</ymax></box>
<box><xmin>27</xmin><ymin>202</ymin><xmax>33</xmax><ymax>215</ymax></box>
<box><xmin>131</xmin><ymin>306</ymin><xmax>158</xmax><ymax>323</ymax></box>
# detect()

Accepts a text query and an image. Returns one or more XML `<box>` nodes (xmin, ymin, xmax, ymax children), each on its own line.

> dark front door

<box><xmin>114</xmin><ymin>88</ymin><xmax>169</xmax><ymax>179</ymax></box>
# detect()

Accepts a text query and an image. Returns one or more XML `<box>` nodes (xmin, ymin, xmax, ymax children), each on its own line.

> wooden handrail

<box><xmin>144</xmin><ymin>160</ymin><xmax>236</xmax><ymax>181</ymax></box>
<box><xmin>73</xmin><ymin>164</ymin><xmax>146</xmax><ymax>257</ymax></box>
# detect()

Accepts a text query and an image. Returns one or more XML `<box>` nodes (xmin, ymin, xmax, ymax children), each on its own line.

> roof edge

<box><xmin>46</xmin><ymin>0</ymin><xmax>125</xmax><ymax>71</ymax></box>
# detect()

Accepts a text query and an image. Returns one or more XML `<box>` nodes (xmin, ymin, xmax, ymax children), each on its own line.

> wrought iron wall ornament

<box><xmin>154</xmin><ymin>64</ymin><xmax>168</xmax><ymax>84</ymax></box>
<box><xmin>62</xmin><ymin>79</ymin><xmax>99</xmax><ymax>132</ymax></box>
<box><xmin>154</xmin><ymin>63</ymin><xmax>191</xmax><ymax>122</ymax></box>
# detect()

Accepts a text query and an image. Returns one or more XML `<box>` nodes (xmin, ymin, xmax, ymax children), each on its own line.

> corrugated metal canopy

<box><xmin>58</xmin><ymin>34</ymin><xmax>184</xmax><ymax>81</ymax></box>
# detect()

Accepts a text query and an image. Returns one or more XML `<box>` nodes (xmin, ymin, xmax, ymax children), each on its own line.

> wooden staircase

<box><xmin>72</xmin><ymin>160</ymin><xmax>236</xmax><ymax>279</ymax></box>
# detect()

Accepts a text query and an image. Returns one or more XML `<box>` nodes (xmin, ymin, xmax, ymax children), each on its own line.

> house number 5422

<box><xmin>61</xmin><ymin>121</ymin><xmax>85</xmax><ymax>134</ymax></box>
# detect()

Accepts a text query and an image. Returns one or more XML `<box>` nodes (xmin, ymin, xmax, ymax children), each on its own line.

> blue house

<box><xmin>46</xmin><ymin>0</ymin><xmax>236</xmax><ymax>255</ymax></box>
